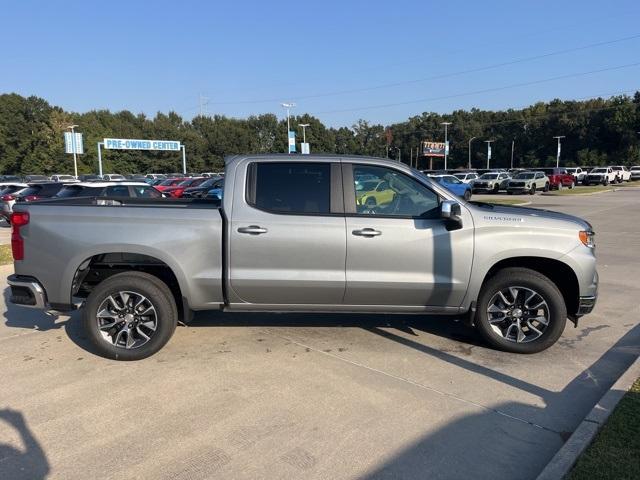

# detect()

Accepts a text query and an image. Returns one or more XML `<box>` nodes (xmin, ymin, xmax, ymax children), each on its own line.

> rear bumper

<box><xmin>7</xmin><ymin>274</ymin><xmax>48</xmax><ymax>309</ymax></box>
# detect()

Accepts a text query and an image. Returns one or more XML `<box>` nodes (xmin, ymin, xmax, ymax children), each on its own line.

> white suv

<box><xmin>453</xmin><ymin>172</ymin><xmax>479</xmax><ymax>184</ymax></box>
<box><xmin>564</xmin><ymin>167</ymin><xmax>586</xmax><ymax>184</ymax></box>
<box><xmin>610</xmin><ymin>166</ymin><xmax>631</xmax><ymax>183</ymax></box>
<box><xmin>583</xmin><ymin>167</ymin><xmax>617</xmax><ymax>186</ymax></box>
<box><xmin>630</xmin><ymin>166</ymin><xmax>640</xmax><ymax>181</ymax></box>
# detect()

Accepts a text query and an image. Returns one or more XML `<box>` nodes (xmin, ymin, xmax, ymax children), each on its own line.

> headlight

<box><xmin>579</xmin><ymin>230</ymin><xmax>596</xmax><ymax>248</ymax></box>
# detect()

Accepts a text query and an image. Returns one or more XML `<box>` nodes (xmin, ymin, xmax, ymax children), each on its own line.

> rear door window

<box><xmin>248</xmin><ymin>162</ymin><xmax>332</xmax><ymax>214</ymax></box>
<box><xmin>132</xmin><ymin>186</ymin><xmax>162</xmax><ymax>198</ymax></box>
<box><xmin>105</xmin><ymin>186</ymin><xmax>131</xmax><ymax>197</ymax></box>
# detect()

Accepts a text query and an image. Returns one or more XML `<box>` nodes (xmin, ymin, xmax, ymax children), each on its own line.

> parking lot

<box><xmin>0</xmin><ymin>188</ymin><xmax>639</xmax><ymax>480</ymax></box>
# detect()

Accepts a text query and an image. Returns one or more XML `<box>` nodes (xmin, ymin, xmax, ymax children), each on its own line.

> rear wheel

<box><xmin>475</xmin><ymin>268</ymin><xmax>567</xmax><ymax>353</ymax></box>
<box><xmin>463</xmin><ymin>190</ymin><xmax>471</xmax><ymax>201</ymax></box>
<box><xmin>543</xmin><ymin>182</ymin><xmax>550</xmax><ymax>192</ymax></box>
<box><xmin>83</xmin><ymin>272</ymin><xmax>178</xmax><ymax>360</ymax></box>
<box><xmin>529</xmin><ymin>184</ymin><xmax>536</xmax><ymax>195</ymax></box>
<box><xmin>568</xmin><ymin>181</ymin><xmax>573</xmax><ymax>189</ymax></box>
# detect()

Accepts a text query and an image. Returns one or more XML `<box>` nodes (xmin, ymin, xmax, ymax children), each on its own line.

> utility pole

<box><xmin>395</xmin><ymin>147</ymin><xmax>401</xmax><ymax>163</ymax></box>
<box><xmin>199</xmin><ymin>94</ymin><xmax>209</xmax><ymax>116</ymax></box>
<box><xmin>67</xmin><ymin>124</ymin><xmax>79</xmax><ymax>178</ymax></box>
<box><xmin>484</xmin><ymin>140</ymin><xmax>494</xmax><ymax>169</ymax></box>
<box><xmin>468</xmin><ymin>137</ymin><xmax>477</xmax><ymax>169</ymax></box>
<box><xmin>553</xmin><ymin>135</ymin><xmax>565</xmax><ymax>168</ymax></box>
<box><xmin>299</xmin><ymin>123</ymin><xmax>310</xmax><ymax>144</ymax></box>
<box><xmin>281</xmin><ymin>102</ymin><xmax>296</xmax><ymax>154</ymax></box>
<box><xmin>441</xmin><ymin>122</ymin><xmax>452</xmax><ymax>170</ymax></box>
<box><xmin>510</xmin><ymin>139</ymin><xmax>515</xmax><ymax>169</ymax></box>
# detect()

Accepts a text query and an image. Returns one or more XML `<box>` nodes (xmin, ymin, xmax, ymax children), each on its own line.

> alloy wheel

<box><xmin>486</xmin><ymin>286</ymin><xmax>550</xmax><ymax>343</ymax></box>
<box><xmin>96</xmin><ymin>291</ymin><xmax>158</xmax><ymax>349</ymax></box>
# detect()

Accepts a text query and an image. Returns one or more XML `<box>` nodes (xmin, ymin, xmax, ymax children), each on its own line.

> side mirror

<box><xmin>441</xmin><ymin>200</ymin><xmax>463</xmax><ymax>230</ymax></box>
<box><xmin>441</xmin><ymin>200</ymin><xmax>461</xmax><ymax>219</ymax></box>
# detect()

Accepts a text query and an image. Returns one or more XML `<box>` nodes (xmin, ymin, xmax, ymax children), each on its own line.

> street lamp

<box><xmin>281</xmin><ymin>102</ymin><xmax>296</xmax><ymax>153</ymax></box>
<box><xmin>394</xmin><ymin>147</ymin><xmax>401</xmax><ymax>163</ymax></box>
<box><xmin>67</xmin><ymin>124</ymin><xmax>79</xmax><ymax>177</ymax></box>
<box><xmin>441</xmin><ymin>122</ymin><xmax>452</xmax><ymax>170</ymax></box>
<box><xmin>484</xmin><ymin>140</ymin><xmax>494</xmax><ymax>169</ymax></box>
<box><xmin>298</xmin><ymin>123</ymin><xmax>310</xmax><ymax>144</ymax></box>
<box><xmin>553</xmin><ymin>135</ymin><xmax>565</xmax><ymax>168</ymax></box>
<box><xmin>468</xmin><ymin>136</ymin><xmax>477</xmax><ymax>169</ymax></box>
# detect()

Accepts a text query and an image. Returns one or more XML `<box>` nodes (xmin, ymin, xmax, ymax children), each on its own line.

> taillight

<box><xmin>170</xmin><ymin>189</ymin><xmax>184</xmax><ymax>197</ymax></box>
<box><xmin>24</xmin><ymin>195</ymin><xmax>39</xmax><ymax>202</ymax></box>
<box><xmin>10</xmin><ymin>211</ymin><xmax>29</xmax><ymax>261</ymax></box>
<box><xmin>1</xmin><ymin>194</ymin><xmax>14</xmax><ymax>201</ymax></box>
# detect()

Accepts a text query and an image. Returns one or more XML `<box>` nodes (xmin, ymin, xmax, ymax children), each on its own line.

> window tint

<box><xmin>250</xmin><ymin>162</ymin><xmax>331</xmax><ymax>214</ymax></box>
<box><xmin>105</xmin><ymin>186</ymin><xmax>130</xmax><ymax>197</ymax></box>
<box><xmin>132</xmin><ymin>186</ymin><xmax>162</xmax><ymax>198</ymax></box>
<box><xmin>353</xmin><ymin>165</ymin><xmax>439</xmax><ymax>218</ymax></box>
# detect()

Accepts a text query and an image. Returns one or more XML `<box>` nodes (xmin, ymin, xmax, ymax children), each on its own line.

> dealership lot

<box><xmin>0</xmin><ymin>189</ymin><xmax>639</xmax><ymax>479</ymax></box>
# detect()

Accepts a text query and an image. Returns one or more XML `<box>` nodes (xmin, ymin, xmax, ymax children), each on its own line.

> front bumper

<box><xmin>7</xmin><ymin>275</ymin><xmax>48</xmax><ymax>309</ymax></box>
<box><xmin>577</xmin><ymin>295</ymin><xmax>597</xmax><ymax>316</ymax></box>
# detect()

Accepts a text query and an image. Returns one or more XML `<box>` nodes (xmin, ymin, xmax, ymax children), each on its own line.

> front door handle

<box><xmin>238</xmin><ymin>225</ymin><xmax>268</xmax><ymax>235</ymax></box>
<box><xmin>352</xmin><ymin>228</ymin><xmax>382</xmax><ymax>237</ymax></box>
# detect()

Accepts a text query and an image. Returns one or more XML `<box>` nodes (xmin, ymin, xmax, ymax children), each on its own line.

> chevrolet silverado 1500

<box><xmin>7</xmin><ymin>155</ymin><xmax>598</xmax><ymax>360</ymax></box>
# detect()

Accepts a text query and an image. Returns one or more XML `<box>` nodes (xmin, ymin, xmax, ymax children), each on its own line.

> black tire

<box><xmin>475</xmin><ymin>267</ymin><xmax>567</xmax><ymax>353</ymax></box>
<box><xmin>463</xmin><ymin>190</ymin><xmax>471</xmax><ymax>201</ymax></box>
<box><xmin>83</xmin><ymin>271</ymin><xmax>178</xmax><ymax>360</ymax></box>
<box><xmin>507</xmin><ymin>191</ymin><xmax>513</xmax><ymax>195</ymax></box>
<box><xmin>493</xmin><ymin>184</ymin><xmax>500</xmax><ymax>194</ymax></box>
<box><xmin>529</xmin><ymin>184</ymin><xmax>536</xmax><ymax>195</ymax></box>
<box><xmin>543</xmin><ymin>182</ymin><xmax>550</xmax><ymax>192</ymax></box>
<box><xmin>568</xmin><ymin>181</ymin><xmax>573</xmax><ymax>189</ymax></box>
<box><xmin>365</xmin><ymin>197</ymin><xmax>377</xmax><ymax>208</ymax></box>
<box><xmin>603</xmin><ymin>178</ymin><xmax>609</xmax><ymax>186</ymax></box>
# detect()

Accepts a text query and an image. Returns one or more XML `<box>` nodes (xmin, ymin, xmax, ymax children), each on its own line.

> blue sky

<box><xmin>2</xmin><ymin>0</ymin><xmax>639</xmax><ymax>127</ymax></box>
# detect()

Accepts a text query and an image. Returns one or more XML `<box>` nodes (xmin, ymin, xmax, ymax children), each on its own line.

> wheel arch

<box><xmin>71</xmin><ymin>251</ymin><xmax>190</xmax><ymax>322</ymax></box>
<box><xmin>479</xmin><ymin>256</ymin><xmax>579</xmax><ymax>317</ymax></box>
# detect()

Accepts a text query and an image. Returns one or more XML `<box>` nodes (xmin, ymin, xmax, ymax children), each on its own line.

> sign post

<box><xmin>288</xmin><ymin>131</ymin><xmax>296</xmax><ymax>154</ymax></box>
<box><xmin>64</xmin><ymin>128</ymin><xmax>83</xmax><ymax>177</ymax></box>
<box><xmin>98</xmin><ymin>138</ymin><xmax>185</xmax><ymax>176</ymax></box>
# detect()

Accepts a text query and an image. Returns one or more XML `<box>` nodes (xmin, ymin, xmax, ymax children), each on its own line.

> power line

<box><xmin>313</xmin><ymin>62</ymin><xmax>640</xmax><ymax>115</ymax></box>
<box><xmin>199</xmin><ymin>33</ymin><xmax>640</xmax><ymax>106</ymax></box>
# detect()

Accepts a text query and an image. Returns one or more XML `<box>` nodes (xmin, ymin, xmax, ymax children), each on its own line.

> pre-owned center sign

<box><xmin>104</xmin><ymin>138</ymin><xmax>181</xmax><ymax>151</ymax></box>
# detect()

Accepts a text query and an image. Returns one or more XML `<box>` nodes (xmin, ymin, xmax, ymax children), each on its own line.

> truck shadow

<box><xmin>2</xmin><ymin>287</ymin><xmax>63</xmax><ymax>331</ymax></box>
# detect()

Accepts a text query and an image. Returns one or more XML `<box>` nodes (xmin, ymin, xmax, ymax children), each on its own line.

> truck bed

<box><xmin>13</xmin><ymin>197</ymin><xmax>225</xmax><ymax>310</ymax></box>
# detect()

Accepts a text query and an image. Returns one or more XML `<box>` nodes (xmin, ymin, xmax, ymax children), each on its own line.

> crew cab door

<box><xmin>343</xmin><ymin>164</ymin><xmax>473</xmax><ymax>307</ymax></box>
<box><xmin>228</xmin><ymin>160</ymin><xmax>346</xmax><ymax>305</ymax></box>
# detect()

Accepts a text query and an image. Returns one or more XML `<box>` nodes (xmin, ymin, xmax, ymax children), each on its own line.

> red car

<box><xmin>162</xmin><ymin>177</ymin><xmax>208</xmax><ymax>198</ymax></box>
<box><xmin>537</xmin><ymin>168</ymin><xmax>575</xmax><ymax>190</ymax></box>
<box><xmin>154</xmin><ymin>178</ymin><xmax>185</xmax><ymax>192</ymax></box>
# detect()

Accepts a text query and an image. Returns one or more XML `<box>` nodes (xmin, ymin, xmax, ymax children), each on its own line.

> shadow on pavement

<box><xmin>0</xmin><ymin>409</ymin><xmax>50</xmax><ymax>480</ymax></box>
<box><xmin>361</xmin><ymin>324</ymin><xmax>640</xmax><ymax>479</ymax></box>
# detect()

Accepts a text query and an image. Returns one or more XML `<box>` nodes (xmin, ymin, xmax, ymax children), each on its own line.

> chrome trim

<box><xmin>7</xmin><ymin>275</ymin><xmax>48</xmax><ymax>309</ymax></box>
<box><xmin>577</xmin><ymin>295</ymin><xmax>597</xmax><ymax>316</ymax></box>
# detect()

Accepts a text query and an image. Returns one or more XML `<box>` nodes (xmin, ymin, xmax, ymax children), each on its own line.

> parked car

<box><xmin>50</xmin><ymin>174</ymin><xmax>78</xmax><ymax>183</ymax></box>
<box><xmin>536</xmin><ymin>168</ymin><xmax>574</xmax><ymax>190</ymax></box>
<box><xmin>630</xmin><ymin>166</ymin><xmax>640</xmax><ymax>181</ymax></box>
<box><xmin>564</xmin><ymin>167</ymin><xmax>586</xmax><ymax>184</ymax></box>
<box><xmin>0</xmin><ymin>175</ymin><xmax>24</xmax><ymax>182</ymax></box>
<box><xmin>125</xmin><ymin>174</ymin><xmax>147</xmax><ymax>181</ymax></box>
<box><xmin>78</xmin><ymin>174</ymin><xmax>102</xmax><ymax>182</ymax></box>
<box><xmin>583</xmin><ymin>167</ymin><xmax>616</xmax><ymax>186</ymax></box>
<box><xmin>162</xmin><ymin>177</ymin><xmax>208</xmax><ymax>198</ymax></box>
<box><xmin>610</xmin><ymin>166</ymin><xmax>631</xmax><ymax>183</ymax></box>
<box><xmin>23</xmin><ymin>175</ymin><xmax>49</xmax><ymax>183</ymax></box>
<box><xmin>8</xmin><ymin>154</ymin><xmax>598</xmax><ymax>360</ymax></box>
<box><xmin>429</xmin><ymin>175</ymin><xmax>472</xmax><ymax>200</ymax></box>
<box><xmin>102</xmin><ymin>174</ymin><xmax>126</xmax><ymax>181</ymax></box>
<box><xmin>206</xmin><ymin>181</ymin><xmax>224</xmax><ymax>200</ymax></box>
<box><xmin>181</xmin><ymin>177</ymin><xmax>223</xmax><ymax>198</ymax></box>
<box><xmin>0</xmin><ymin>183</ymin><xmax>28</xmax><ymax>195</ymax></box>
<box><xmin>1</xmin><ymin>182</ymin><xmax>66</xmax><ymax>220</ymax></box>
<box><xmin>55</xmin><ymin>182</ymin><xmax>163</xmax><ymax>199</ymax></box>
<box><xmin>154</xmin><ymin>178</ymin><xmax>186</xmax><ymax>192</ymax></box>
<box><xmin>355</xmin><ymin>179</ymin><xmax>395</xmax><ymax>208</ymax></box>
<box><xmin>471</xmin><ymin>172</ymin><xmax>511</xmax><ymax>194</ymax></box>
<box><xmin>145</xmin><ymin>174</ymin><xmax>167</xmax><ymax>183</ymax></box>
<box><xmin>506</xmin><ymin>171</ymin><xmax>550</xmax><ymax>195</ymax></box>
<box><xmin>453</xmin><ymin>172</ymin><xmax>479</xmax><ymax>184</ymax></box>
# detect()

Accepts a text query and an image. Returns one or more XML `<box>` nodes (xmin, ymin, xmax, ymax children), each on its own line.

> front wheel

<box><xmin>475</xmin><ymin>267</ymin><xmax>567</xmax><ymax>353</ymax></box>
<box><xmin>529</xmin><ymin>184</ymin><xmax>536</xmax><ymax>195</ymax></box>
<box><xmin>543</xmin><ymin>182</ymin><xmax>550</xmax><ymax>192</ymax></box>
<box><xmin>83</xmin><ymin>271</ymin><xmax>178</xmax><ymax>360</ymax></box>
<box><xmin>463</xmin><ymin>190</ymin><xmax>471</xmax><ymax>201</ymax></box>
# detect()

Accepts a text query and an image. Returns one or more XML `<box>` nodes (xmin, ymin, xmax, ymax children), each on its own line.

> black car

<box><xmin>55</xmin><ymin>183</ymin><xmax>163</xmax><ymax>199</ymax></box>
<box><xmin>181</xmin><ymin>177</ymin><xmax>223</xmax><ymax>198</ymax></box>
<box><xmin>23</xmin><ymin>175</ymin><xmax>50</xmax><ymax>183</ymax></box>
<box><xmin>78</xmin><ymin>174</ymin><xmax>102</xmax><ymax>182</ymax></box>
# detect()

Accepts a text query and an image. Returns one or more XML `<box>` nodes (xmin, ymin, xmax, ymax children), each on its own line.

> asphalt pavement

<box><xmin>0</xmin><ymin>189</ymin><xmax>638</xmax><ymax>480</ymax></box>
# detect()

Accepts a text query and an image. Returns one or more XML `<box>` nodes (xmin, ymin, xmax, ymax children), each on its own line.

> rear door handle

<box><xmin>237</xmin><ymin>225</ymin><xmax>268</xmax><ymax>235</ymax></box>
<box><xmin>352</xmin><ymin>228</ymin><xmax>382</xmax><ymax>237</ymax></box>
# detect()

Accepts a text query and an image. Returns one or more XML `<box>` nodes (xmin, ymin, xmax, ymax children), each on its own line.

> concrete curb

<box><xmin>536</xmin><ymin>355</ymin><xmax>640</xmax><ymax>480</ymax></box>
<box><xmin>541</xmin><ymin>189</ymin><xmax>614</xmax><ymax>197</ymax></box>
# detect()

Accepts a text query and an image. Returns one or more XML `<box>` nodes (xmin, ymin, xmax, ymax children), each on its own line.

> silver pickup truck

<box><xmin>7</xmin><ymin>155</ymin><xmax>598</xmax><ymax>360</ymax></box>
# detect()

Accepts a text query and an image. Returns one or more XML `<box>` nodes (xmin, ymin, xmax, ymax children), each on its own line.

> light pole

<box><xmin>484</xmin><ymin>140</ymin><xmax>494</xmax><ymax>169</ymax></box>
<box><xmin>299</xmin><ymin>123</ymin><xmax>310</xmax><ymax>144</ymax></box>
<box><xmin>281</xmin><ymin>102</ymin><xmax>296</xmax><ymax>153</ymax></box>
<box><xmin>468</xmin><ymin>136</ymin><xmax>477</xmax><ymax>169</ymax></box>
<box><xmin>394</xmin><ymin>147</ymin><xmax>401</xmax><ymax>163</ymax></box>
<box><xmin>553</xmin><ymin>135</ymin><xmax>565</xmax><ymax>168</ymax></box>
<box><xmin>441</xmin><ymin>122</ymin><xmax>452</xmax><ymax>170</ymax></box>
<box><xmin>67</xmin><ymin>124</ymin><xmax>79</xmax><ymax>177</ymax></box>
<box><xmin>510</xmin><ymin>139</ymin><xmax>515</xmax><ymax>169</ymax></box>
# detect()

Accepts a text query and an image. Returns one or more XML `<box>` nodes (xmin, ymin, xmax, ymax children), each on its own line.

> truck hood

<box><xmin>469</xmin><ymin>202</ymin><xmax>593</xmax><ymax>231</ymax></box>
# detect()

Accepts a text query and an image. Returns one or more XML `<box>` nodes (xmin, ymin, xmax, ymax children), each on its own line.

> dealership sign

<box><xmin>104</xmin><ymin>138</ymin><xmax>181</xmax><ymax>151</ymax></box>
<box><xmin>421</xmin><ymin>141</ymin><xmax>446</xmax><ymax>157</ymax></box>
